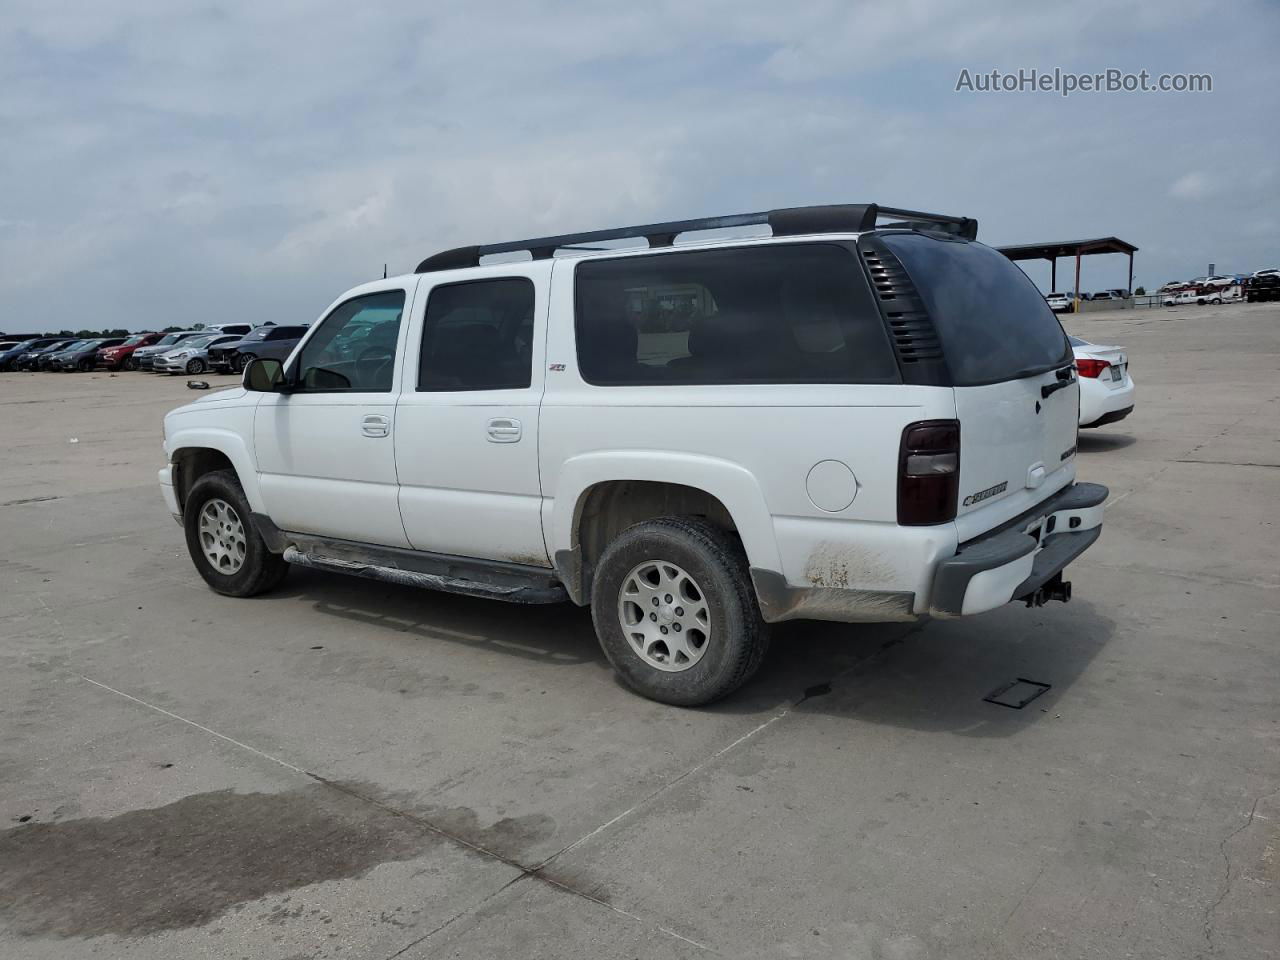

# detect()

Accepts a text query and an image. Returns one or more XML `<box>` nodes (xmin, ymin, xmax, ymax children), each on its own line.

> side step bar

<box><xmin>253</xmin><ymin>514</ymin><xmax>568</xmax><ymax>605</ymax></box>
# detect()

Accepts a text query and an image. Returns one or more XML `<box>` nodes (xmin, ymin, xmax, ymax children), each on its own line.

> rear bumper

<box><xmin>929</xmin><ymin>481</ymin><xmax>1108</xmax><ymax>617</ymax></box>
<box><xmin>1080</xmin><ymin>374</ymin><xmax>1136</xmax><ymax>426</ymax></box>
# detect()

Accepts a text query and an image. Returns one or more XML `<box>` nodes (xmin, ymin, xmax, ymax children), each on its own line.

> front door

<box><xmin>395</xmin><ymin>268</ymin><xmax>549</xmax><ymax>565</ymax></box>
<box><xmin>254</xmin><ymin>282</ymin><xmax>416</xmax><ymax>547</ymax></box>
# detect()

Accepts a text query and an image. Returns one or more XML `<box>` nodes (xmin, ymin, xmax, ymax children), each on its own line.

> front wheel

<box><xmin>235</xmin><ymin>353</ymin><xmax>254</xmax><ymax>374</ymax></box>
<box><xmin>77</xmin><ymin>358</ymin><xmax>93</xmax><ymax>372</ymax></box>
<box><xmin>184</xmin><ymin>469</ymin><xmax>289</xmax><ymax>597</ymax></box>
<box><xmin>186</xmin><ymin>357</ymin><xmax>206</xmax><ymax>374</ymax></box>
<box><xmin>590</xmin><ymin>517</ymin><xmax>769</xmax><ymax>706</ymax></box>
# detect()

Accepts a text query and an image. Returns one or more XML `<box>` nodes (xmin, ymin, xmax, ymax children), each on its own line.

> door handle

<box><xmin>361</xmin><ymin>414</ymin><xmax>390</xmax><ymax>438</ymax></box>
<box><xmin>486</xmin><ymin>417</ymin><xmax>522</xmax><ymax>443</ymax></box>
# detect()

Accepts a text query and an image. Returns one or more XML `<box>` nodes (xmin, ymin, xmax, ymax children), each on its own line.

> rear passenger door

<box><xmin>395</xmin><ymin>265</ymin><xmax>549</xmax><ymax>565</ymax></box>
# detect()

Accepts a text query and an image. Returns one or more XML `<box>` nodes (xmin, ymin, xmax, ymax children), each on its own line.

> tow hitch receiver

<box><xmin>1022</xmin><ymin>573</ymin><xmax>1072</xmax><ymax>607</ymax></box>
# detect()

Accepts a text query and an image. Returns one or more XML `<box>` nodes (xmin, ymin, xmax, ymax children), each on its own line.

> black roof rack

<box><xmin>414</xmin><ymin>203</ymin><xmax>977</xmax><ymax>273</ymax></box>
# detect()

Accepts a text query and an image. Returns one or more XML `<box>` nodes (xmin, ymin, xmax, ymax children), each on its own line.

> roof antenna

<box><xmin>383</xmin><ymin>263</ymin><xmax>387</xmax><ymax>279</ymax></box>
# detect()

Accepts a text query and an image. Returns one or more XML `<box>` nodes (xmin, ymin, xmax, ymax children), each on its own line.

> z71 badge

<box><xmin>962</xmin><ymin>481</ymin><xmax>1008</xmax><ymax>507</ymax></box>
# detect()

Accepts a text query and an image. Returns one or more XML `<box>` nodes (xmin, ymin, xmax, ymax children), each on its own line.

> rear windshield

<box><xmin>575</xmin><ymin>243</ymin><xmax>898</xmax><ymax>386</ymax></box>
<box><xmin>879</xmin><ymin>234</ymin><xmax>1070</xmax><ymax>386</ymax></box>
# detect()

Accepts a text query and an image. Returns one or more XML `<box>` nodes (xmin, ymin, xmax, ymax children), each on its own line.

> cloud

<box><xmin>0</xmin><ymin>0</ymin><xmax>1277</xmax><ymax>329</ymax></box>
<box><xmin>1168</xmin><ymin>171</ymin><xmax>1217</xmax><ymax>201</ymax></box>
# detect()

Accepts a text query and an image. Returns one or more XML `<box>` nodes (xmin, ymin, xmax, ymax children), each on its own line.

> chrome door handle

<box><xmin>486</xmin><ymin>417</ymin><xmax>521</xmax><ymax>443</ymax></box>
<box><xmin>361</xmin><ymin>414</ymin><xmax>390</xmax><ymax>438</ymax></box>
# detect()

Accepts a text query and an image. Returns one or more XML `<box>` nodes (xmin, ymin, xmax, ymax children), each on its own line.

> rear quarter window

<box><xmin>575</xmin><ymin>243</ymin><xmax>899</xmax><ymax>386</ymax></box>
<box><xmin>879</xmin><ymin>234</ymin><xmax>1070</xmax><ymax>386</ymax></box>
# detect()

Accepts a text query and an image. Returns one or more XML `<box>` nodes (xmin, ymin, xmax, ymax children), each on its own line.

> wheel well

<box><xmin>172</xmin><ymin>447</ymin><xmax>236</xmax><ymax>514</ymax></box>
<box><xmin>571</xmin><ymin>480</ymin><xmax>738</xmax><ymax>599</ymax></box>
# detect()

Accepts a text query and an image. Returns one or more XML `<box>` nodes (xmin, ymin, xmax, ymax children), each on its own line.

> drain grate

<box><xmin>983</xmin><ymin>678</ymin><xmax>1051</xmax><ymax>709</ymax></box>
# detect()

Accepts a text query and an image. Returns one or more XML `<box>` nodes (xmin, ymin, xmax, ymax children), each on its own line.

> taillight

<box><xmin>1075</xmin><ymin>357</ymin><xmax>1111</xmax><ymax>378</ymax></box>
<box><xmin>898</xmin><ymin>420</ymin><xmax>960</xmax><ymax>525</ymax></box>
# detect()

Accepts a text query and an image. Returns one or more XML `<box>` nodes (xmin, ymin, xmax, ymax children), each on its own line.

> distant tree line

<box><xmin>14</xmin><ymin>324</ymin><xmax>205</xmax><ymax>338</ymax></box>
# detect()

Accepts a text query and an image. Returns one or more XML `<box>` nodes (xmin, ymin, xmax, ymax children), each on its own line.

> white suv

<box><xmin>159</xmin><ymin>204</ymin><xmax>1107</xmax><ymax>705</ymax></box>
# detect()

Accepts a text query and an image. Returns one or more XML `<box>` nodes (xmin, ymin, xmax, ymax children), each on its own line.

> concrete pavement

<box><xmin>1</xmin><ymin>303</ymin><xmax>1277</xmax><ymax>958</ymax></box>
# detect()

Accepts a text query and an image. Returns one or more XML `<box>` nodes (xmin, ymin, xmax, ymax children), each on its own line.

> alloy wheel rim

<box><xmin>617</xmin><ymin>560</ymin><xmax>711</xmax><ymax>672</ymax></box>
<box><xmin>198</xmin><ymin>498</ymin><xmax>247</xmax><ymax>575</ymax></box>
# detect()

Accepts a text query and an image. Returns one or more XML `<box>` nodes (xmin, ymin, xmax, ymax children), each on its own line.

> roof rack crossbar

<box><xmin>414</xmin><ymin>203</ymin><xmax>976</xmax><ymax>273</ymax></box>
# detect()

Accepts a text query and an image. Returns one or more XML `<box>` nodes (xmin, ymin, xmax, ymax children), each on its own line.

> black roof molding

<box><xmin>413</xmin><ymin>203</ymin><xmax>978</xmax><ymax>273</ymax></box>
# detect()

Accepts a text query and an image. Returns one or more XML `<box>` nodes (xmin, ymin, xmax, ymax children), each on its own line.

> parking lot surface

<box><xmin>1</xmin><ymin>304</ymin><xmax>1277</xmax><ymax>959</ymax></box>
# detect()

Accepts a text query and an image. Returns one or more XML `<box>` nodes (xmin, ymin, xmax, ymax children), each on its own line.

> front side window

<box><xmin>294</xmin><ymin>290</ymin><xmax>404</xmax><ymax>392</ymax></box>
<box><xmin>418</xmin><ymin>279</ymin><xmax>534</xmax><ymax>391</ymax></box>
<box><xmin>575</xmin><ymin>244</ymin><xmax>898</xmax><ymax>386</ymax></box>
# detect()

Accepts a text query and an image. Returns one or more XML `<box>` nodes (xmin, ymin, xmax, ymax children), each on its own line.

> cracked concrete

<box><xmin>1</xmin><ymin>300</ymin><xmax>1278</xmax><ymax>958</ymax></box>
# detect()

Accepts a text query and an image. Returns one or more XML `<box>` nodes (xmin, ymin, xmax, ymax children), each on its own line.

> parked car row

<box><xmin>1044</xmin><ymin>289</ymin><xmax>1130</xmax><ymax>313</ymax></box>
<box><xmin>1162</xmin><ymin>285</ymin><xmax>1247</xmax><ymax>306</ymax></box>
<box><xmin>0</xmin><ymin>323</ymin><xmax>312</xmax><ymax>375</ymax></box>
<box><xmin>1157</xmin><ymin>268</ymin><xmax>1278</xmax><ymax>298</ymax></box>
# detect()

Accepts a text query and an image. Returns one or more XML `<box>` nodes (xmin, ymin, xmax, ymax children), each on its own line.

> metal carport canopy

<box><xmin>997</xmin><ymin>236</ymin><xmax>1139</xmax><ymax>296</ymax></box>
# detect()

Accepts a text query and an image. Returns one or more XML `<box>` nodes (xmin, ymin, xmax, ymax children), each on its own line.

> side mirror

<box><xmin>243</xmin><ymin>357</ymin><xmax>285</xmax><ymax>392</ymax></box>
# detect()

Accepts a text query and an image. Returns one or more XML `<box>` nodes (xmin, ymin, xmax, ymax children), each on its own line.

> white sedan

<box><xmin>1071</xmin><ymin>336</ymin><xmax>1135</xmax><ymax>427</ymax></box>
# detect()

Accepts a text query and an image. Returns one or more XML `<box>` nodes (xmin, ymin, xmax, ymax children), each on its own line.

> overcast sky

<box><xmin>2</xmin><ymin>0</ymin><xmax>1278</xmax><ymax>332</ymax></box>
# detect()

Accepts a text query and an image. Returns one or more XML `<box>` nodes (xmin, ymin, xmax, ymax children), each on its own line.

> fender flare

<box><xmin>549</xmin><ymin>450</ymin><xmax>782</xmax><ymax>595</ymax></box>
<box><xmin>167</xmin><ymin>426</ymin><xmax>264</xmax><ymax>513</ymax></box>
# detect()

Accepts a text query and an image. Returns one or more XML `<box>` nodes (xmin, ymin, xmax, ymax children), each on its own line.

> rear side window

<box><xmin>575</xmin><ymin>244</ymin><xmax>898</xmax><ymax>386</ymax></box>
<box><xmin>879</xmin><ymin>234</ymin><xmax>1070</xmax><ymax>385</ymax></box>
<box><xmin>418</xmin><ymin>278</ymin><xmax>534</xmax><ymax>391</ymax></box>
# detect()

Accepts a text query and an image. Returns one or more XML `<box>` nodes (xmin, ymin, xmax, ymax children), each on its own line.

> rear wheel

<box><xmin>184</xmin><ymin>469</ymin><xmax>289</xmax><ymax>597</ymax></box>
<box><xmin>590</xmin><ymin>517</ymin><xmax>769</xmax><ymax>706</ymax></box>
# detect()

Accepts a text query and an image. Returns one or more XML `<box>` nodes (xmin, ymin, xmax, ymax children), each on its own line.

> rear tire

<box><xmin>184</xmin><ymin>469</ymin><xmax>289</xmax><ymax>597</ymax></box>
<box><xmin>590</xmin><ymin>517</ymin><xmax>769</xmax><ymax>706</ymax></box>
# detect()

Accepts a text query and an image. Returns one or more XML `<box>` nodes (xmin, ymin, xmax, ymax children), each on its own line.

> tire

<box><xmin>77</xmin><ymin>358</ymin><xmax>93</xmax><ymax>372</ymax></box>
<box><xmin>184</xmin><ymin>469</ymin><xmax>289</xmax><ymax>598</ymax></box>
<box><xmin>186</xmin><ymin>357</ymin><xmax>206</xmax><ymax>374</ymax></box>
<box><xmin>590</xmin><ymin>517</ymin><xmax>769</xmax><ymax>706</ymax></box>
<box><xmin>235</xmin><ymin>353</ymin><xmax>254</xmax><ymax>374</ymax></box>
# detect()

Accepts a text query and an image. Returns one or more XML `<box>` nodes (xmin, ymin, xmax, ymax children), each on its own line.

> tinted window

<box><xmin>575</xmin><ymin>244</ymin><xmax>897</xmax><ymax>386</ymax></box>
<box><xmin>879</xmin><ymin>234</ymin><xmax>1070</xmax><ymax>385</ymax></box>
<box><xmin>268</xmin><ymin>326</ymin><xmax>307</xmax><ymax>340</ymax></box>
<box><xmin>294</xmin><ymin>290</ymin><xmax>404</xmax><ymax>392</ymax></box>
<box><xmin>418</xmin><ymin>279</ymin><xmax>534</xmax><ymax>391</ymax></box>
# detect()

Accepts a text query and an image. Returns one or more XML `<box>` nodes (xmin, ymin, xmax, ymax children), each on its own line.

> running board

<box><xmin>281</xmin><ymin>547</ymin><xmax>568</xmax><ymax>604</ymax></box>
<box><xmin>252</xmin><ymin>514</ymin><xmax>568</xmax><ymax>605</ymax></box>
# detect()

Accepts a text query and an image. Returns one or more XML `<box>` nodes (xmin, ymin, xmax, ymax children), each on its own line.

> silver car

<box><xmin>134</xmin><ymin>331</ymin><xmax>204</xmax><ymax>370</ymax></box>
<box><xmin>152</xmin><ymin>334</ymin><xmax>242</xmax><ymax>375</ymax></box>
